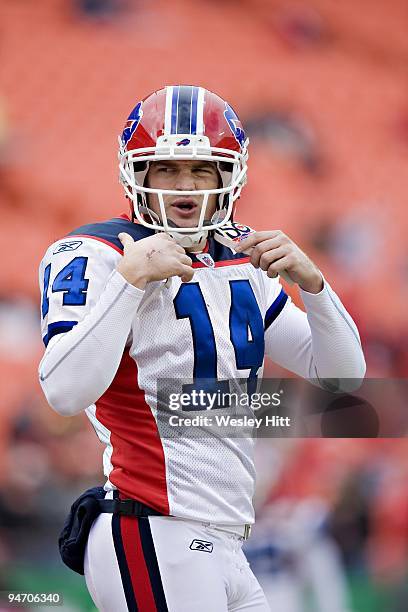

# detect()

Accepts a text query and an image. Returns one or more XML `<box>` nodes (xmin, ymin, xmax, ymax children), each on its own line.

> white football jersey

<box><xmin>39</xmin><ymin>216</ymin><xmax>365</xmax><ymax>525</ymax></box>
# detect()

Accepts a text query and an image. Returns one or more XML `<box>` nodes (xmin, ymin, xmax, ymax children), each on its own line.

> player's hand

<box><xmin>116</xmin><ymin>232</ymin><xmax>194</xmax><ymax>289</ymax></box>
<box><xmin>235</xmin><ymin>230</ymin><xmax>323</xmax><ymax>293</ymax></box>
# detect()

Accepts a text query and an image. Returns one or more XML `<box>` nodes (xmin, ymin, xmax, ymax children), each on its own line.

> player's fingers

<box><xmin>258</xmin><ymin>246</ymin><xmax>289</xmax><ymax>271</ymax></box>
<box><xmin>266</xmin><ymin>255</ymin><xmax>293</xmax><ymax>280</ymax></box>
<box><xmin>234</xmin><ymin>231</ymin><xmax>282</xmax><ymax>252</ymax></box>
<box><xmin>179</xmin><ymin>265</ymin><xmax>194</xmax><ymax>283</ymax></box>
<box><xmin>251</xmin><ymin>240</ymin><xmax>287</xmax><ymax>267</ymax></box>
<box><xmin>118</xmin><ymin>233</ymin><xmax>135</xmax><ymax>250</ymax></box>
<box><xmin>157</xmin><ymin>232</ymin><xmax>177</xmax><ymax>246</ymax></box>
<box><xmin>160</xmin><ymin>232</ymin><xmax>175</xmax><ymax>242</ymax></box>
<box><xmin>179</xmin><ymin>254</ymin><xmax>193</xmax><ymax>267</ymax></box>
<box><xmin>173</xmin><ymin>244</ymin><xmax>188</xmax><ymax>255</ymax></box>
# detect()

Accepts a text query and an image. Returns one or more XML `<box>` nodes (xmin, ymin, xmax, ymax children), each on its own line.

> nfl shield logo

<box><xmin>196</xmin><ymin>253</ymin><xmax>215</xmax><ymax>268</ymax></box>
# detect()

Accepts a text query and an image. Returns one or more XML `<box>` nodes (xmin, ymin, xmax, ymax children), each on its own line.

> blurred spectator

<box><xmin>74</xmin><ymin>0</ymin><xmax>129</xmax><ymax>20</ymax></box>
<box><xmin>245</xmin><ymin>498</ymin><xmax>352</xmax><ymax>612</ymax></box>
<box><xmin>0</xmin><ymin>298</ymin><xmax>39</xmax><ymax>362</ymax></box>
<box><xmin>0</xmin><ymin>96</ymin><xmax>9</xmax><ymax>162</ymax></box>
<box><xmin>274</xmin><ymin>4</ymin><xmax>330</xmax><ymax>50</ymax></box>
<box><xmin>246</xmin><ymin>111</ymin><xmax>323</xmax><ymax>174</ymax></box>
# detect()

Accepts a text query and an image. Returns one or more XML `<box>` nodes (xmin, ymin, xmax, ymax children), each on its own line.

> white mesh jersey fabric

<box><xmin>39</xmin><ymin>233</ymin><xmax>365</xmax><ymax>526</ymax></box>
<box><xmin>128</xmin><ymin>263</ymin><xmax>272</xmax><ymax>524</ymax></box>
<box><xmin>264</xmin><ymin>277</ymin><xmax>366</xmax><ymax>387</ymax></box>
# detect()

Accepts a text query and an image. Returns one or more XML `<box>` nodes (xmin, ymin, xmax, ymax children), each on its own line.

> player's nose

<box><xmin>175</xmin><ymin>170</ymin><xmax>196</xmax><ymax>191</ymax></box>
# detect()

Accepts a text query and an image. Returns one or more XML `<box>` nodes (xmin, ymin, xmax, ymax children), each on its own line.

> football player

<box><xmin>39</xmin><ymin>86</ymin><xmax>365</xmax><ymax>611</ymax></box>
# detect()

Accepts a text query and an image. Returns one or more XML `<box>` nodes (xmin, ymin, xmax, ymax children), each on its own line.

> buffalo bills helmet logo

<box><xmin>121</xmin><ymin>101</ymin><xmax>143</xmax><ymax>147</ymax></box>
<box><xmin>224</xmin><ymin>103</ymin><xmax>246</xmax><ymax>148</ymax></box>
<box><xmin>176</xmin><ymin>138</ymin><xmax>191</xmax><ymax>146</ymax></box>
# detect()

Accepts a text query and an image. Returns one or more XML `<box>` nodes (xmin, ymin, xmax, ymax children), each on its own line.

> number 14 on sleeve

<box><xmin>41</xmin><ymin>257</ymin><xmax>89</xmax><ymax>319</ymax></box>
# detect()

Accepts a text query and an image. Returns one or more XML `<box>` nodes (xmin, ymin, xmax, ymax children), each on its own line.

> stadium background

<box><xmin>1</xmin><ymin>0</ymin><xmax>407</xmax><ymax>610</ymax></box>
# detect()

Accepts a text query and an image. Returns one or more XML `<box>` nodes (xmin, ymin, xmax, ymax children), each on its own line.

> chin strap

<box><xmin>167</xmin><ymin>229</ymin><xmax>209</xmax><ymax>250</ymax></box>
<box><xmin>137</xmin><ymin>204</ymin><xmax>210</xmax><ymax>249</ymax></box>
<box><xmin>166</xmin><ymin>212</ymin><xmax>231</xmax><ymax>250</ymax></box>
<box><xmin>165</xmin><ymin>218</ymin><xmax>215</xmax><ymax>250</ymax></box>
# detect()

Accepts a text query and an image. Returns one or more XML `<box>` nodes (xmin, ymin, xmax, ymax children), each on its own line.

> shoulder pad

<box><xmin>66</xmin><ymin>217</ymin><xmax>155</xmax><ymax>253</ymax></box>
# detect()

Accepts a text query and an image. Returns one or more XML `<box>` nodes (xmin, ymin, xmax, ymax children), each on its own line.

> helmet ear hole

<box><xmin>133</xmin><ymin>161</ymin><xmax>148</xmax><ymax>173</ymax></box>
<box><xmin>132</xmin><ymin>160</ymin><xmax>150</xmax><ymax>192</ymax></box>
<box><xmin>217</xmin><ymin>192</ymin><xmax>229</xmax><ymax>213</ymax></box>
<box><xmin>219</xmin><ymin>161</ymin><xmax>231</xmax><ymax>173</ymax></box>
<box><xmin>139</xmin><ymin>203</ymin><xmax>162</xmax><ymax>226</ymax></box>
<box><xmin>216</xmin><ymin>160</ymin><xmax>233</xmax><ymax>189</ymax></box>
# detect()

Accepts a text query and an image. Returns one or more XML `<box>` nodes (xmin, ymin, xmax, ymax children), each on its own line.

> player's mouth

<box><xmin>170</xmin><ymin>199</ymin><xmax>198</xmax><ymax>218</ymax></box>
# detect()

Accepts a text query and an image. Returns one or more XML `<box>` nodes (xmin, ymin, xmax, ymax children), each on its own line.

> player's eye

<box><xmin>194</xmin><ymin>167</ymin><xmax>213</xmax><ymax>175</ymax></box>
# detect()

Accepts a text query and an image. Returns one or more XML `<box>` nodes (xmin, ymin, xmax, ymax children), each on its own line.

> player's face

<box><xmin>145</xmin><ymin>160</ymin><xmax>220</xmax><ymax>228</ymax></box>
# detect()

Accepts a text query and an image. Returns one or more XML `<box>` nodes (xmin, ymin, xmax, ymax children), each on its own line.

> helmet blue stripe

<box><xmin>190</xmin><ymin>86</ymin><xmax>198</xmax><ymax>135</ymax></box>
<box><xmin>171</xmin><ymin>86</ymin><xmax>180</xmax><ymax>134</ymax></box>
<box><xmin>176</xmin><ymin>85</ymin><xmax>193</xmax><ymax>134</ymax></box>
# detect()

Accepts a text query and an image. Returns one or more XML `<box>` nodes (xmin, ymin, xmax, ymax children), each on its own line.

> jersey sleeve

<box><xmin>38</xmin><ymin>237</ymin><xmax>144</xmax><ymax>416</ymax></box>
<box><xmin>40</xmin><ymin>238</ymin><xmax>118</xmax><ymax>345</ymax></box>
<box><xmin>261</xmin><ymin>272</ymin><xmax>366</xmax><ymax>391</ymax></box>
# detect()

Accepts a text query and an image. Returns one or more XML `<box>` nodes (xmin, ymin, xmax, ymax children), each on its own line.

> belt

<box><xmin>98</xmin><ymin>498</ymin><xmax>163</xmax><ymax>517</ymax></box>
<box><xmin>203</xmin><ymin>522</ymin><xmax>252</xmax><ymax>540</ymax></box>
<box><xmin>99</xmin><ymin>498</ymin><xmax>252</xmax><ymax>540</ymax></box>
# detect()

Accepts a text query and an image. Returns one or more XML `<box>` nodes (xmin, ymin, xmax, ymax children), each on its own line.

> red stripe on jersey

<box><xmin>121</xmin><ymin>517</ymin><xmax>157</xmax><ymax>610</ymax></box>
<box><xmin>68</xmin><ymin>234</ymin><xmax>124</xmax><ymax>254</ymax></box>
<box><xmin>96</xmin><ymin>352</ymin><xmax>170</xmax><ymax>514</ymax></box>
<box><xmin>192</xmin><ymin>256</ymin><xmax>251</xmax><ymax>269</ymax></box>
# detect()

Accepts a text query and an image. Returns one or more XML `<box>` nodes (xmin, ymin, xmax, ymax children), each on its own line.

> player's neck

<box><xmin>185</xmin><ymin>236</ymin><xmax>208</xmax><ymax>253</ymax></box>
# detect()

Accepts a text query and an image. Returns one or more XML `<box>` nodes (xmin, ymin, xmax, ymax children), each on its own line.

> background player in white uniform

<box><xmin>38</xmin><ymin>86</ymin><xmax>365</xmax><ymax>611</ymax></box>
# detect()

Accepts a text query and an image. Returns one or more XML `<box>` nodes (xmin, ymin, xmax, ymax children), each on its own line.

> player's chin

<box><xmin>168</xmin><ymin>214</ymin><xmax>202</xmax><ymax>229</ymax></box>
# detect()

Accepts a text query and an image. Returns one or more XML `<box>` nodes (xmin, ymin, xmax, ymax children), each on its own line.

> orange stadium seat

<box><xmin>0</xmin><ymin>0</ymin><xmax>407</xmax><ymax>353</ymax></box>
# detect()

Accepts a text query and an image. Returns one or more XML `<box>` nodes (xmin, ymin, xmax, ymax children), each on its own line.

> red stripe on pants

<box><xmin>121</xmin><ymin>516</ymin><xmax>157</xmax><ymax>611</ymax></box>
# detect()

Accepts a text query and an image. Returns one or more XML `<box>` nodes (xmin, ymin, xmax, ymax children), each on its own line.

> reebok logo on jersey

<box><xmin>189</xmin><ymin>539</ymin><xmax>213</xmax><ymax>553</ymax></box>
<box><xmin>53</xmin><ymin>241</ymin><xmax>83</xmax><ymax>254</ymax></box>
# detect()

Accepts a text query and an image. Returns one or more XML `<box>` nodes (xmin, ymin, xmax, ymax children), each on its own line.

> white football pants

<box><xmin>84</xmin><ymin>513</ymin><xmax>270</xmax><ymax>611</ymax></box>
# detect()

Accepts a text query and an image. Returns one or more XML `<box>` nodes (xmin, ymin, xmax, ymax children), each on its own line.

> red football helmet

<box><xmin>118</xmin><ymin>85</ymin><xmax>248</xmax><ymax>247</ymax></box>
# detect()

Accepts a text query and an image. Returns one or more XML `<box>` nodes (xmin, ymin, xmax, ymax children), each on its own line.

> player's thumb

<box><xmin>180</xmin><ymin>267</ymin><xmax>194</xmax><ymax>283</ymax></box>
<box><xmin>118</xmin><ymin>232</ymin><xmax>134</xmax><ymax>251</ymax></box>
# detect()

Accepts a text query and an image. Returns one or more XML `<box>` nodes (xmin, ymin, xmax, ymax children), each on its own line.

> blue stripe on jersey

<box><xmin>66</xmin><ymin>218</ymin><xmax>155</xmax><ymax>251</ymax></box>
<box><xmin>170</xmin><ymin>86</ymin><xmax>179</xmax><ymax>134</ymax></box>
<box><xmin>43</xmin><ymin>320</ymin><xmax>78</xmax><ymax>346</ymax></box>
<box><xmin>190</xmin><ymin>86</ymin><xmax>199</xmax><ymax>134</ymax></box>
<box><xmin>176</xmin><ymin>85</ymin><xmax>193</xmax><ymax>134</ymax></box>
<box><xmin>264</xmin><ymin>288</ymin><xmax>288</xmax><ymax>330</ymax></box>
<box><xmin>138</xmin><ymin>519</ymin><xmax>169</xmax><ymax>611</ymax></box>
